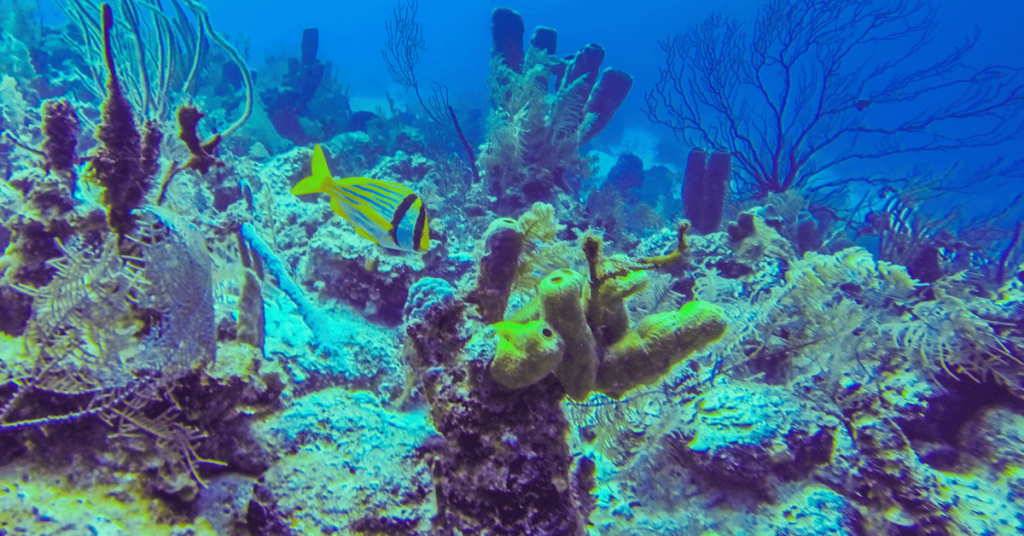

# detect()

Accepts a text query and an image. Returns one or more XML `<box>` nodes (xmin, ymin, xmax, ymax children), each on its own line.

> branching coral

<box><xmin>1</xmin><ymin>208</ymin><xmax>214</xmax><ymax>426</ymax></box>
<box><xmin>0</xmin><ymin>208</ymin><xmax>218</xmax><ymax>501</ymax></box>
<box><xmin>713</xmin><ymin>244</ymin><xmax>1024</xmax><ymax>407</ymax></box>
<box><xmin>0</xmin><ymin>2</ymin><xmax>276</xmax><ymax>505</ymax></box>
<box><xmin>647</xmin><ymin>0</ymin><xmax>1024</xmax><ymax>198</ymax></box>
<box><xmin>717</xmin><ymin>247</ymin><xmax>915</xmax><ymax>383</ymax></box>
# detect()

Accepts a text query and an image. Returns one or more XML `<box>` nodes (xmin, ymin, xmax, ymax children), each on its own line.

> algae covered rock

<box><xmin>402</xmin><ymin>288</ymin><xmax>585</xmax><ymax>534</ymax></box>
<box><xmin>665</xmin><ymin>382</ymin><xmax>839</xmax><ymax>490</ymax></box>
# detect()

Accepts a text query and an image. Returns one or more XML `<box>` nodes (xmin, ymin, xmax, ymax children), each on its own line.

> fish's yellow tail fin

<box><xmin>291</xmin><ymin>144</ymin><xmax>333</xmax><ymax>196</ymax></box>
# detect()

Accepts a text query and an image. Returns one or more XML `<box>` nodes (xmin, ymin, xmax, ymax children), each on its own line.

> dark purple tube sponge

<box><xmin>683</xmin><ymin>149</ymin><xmax>706</xmax><ymax>218</ymax></box>
<box><xmin>91</xmin><ymin>3</ymin><xmax>160</xmax><ymax>236</ymax></box>
<box><xmin>41</xmin><ymin>99</ymin><xmax>80</xmax><ymax>177</ymax></box>
<box><xmin>530</xmin><ymin>26</ymin><xmax>557</xmax><ymax>56</ymax></box>
<box><xmin>259</xmin><ymin>27</ymin><xmax>324</xmax><ymax>144</ymax></box>
<box><xmin>528</xmin><ymin>27</ymin><xmax>558</xmax><ymax>90</ymax></box>
<box><xmin>300</xmin><ymin>27</ymin><xmax>319</xmax><ymax>66</ymax></box>
<box><xmin>580</xmin><ymin>68</ymin><xmax>633</xmax><ymax>145</ymax></box>
<box><xmin>704</xmin><ymin>151</ymin><xmax>731</xmax><ymax>231</ymax></box>
<box><xmin>684</xmin><ymin>149</ymin><xmax>730</xmax><ymax>235</ymax></box>
<box><xmin>563</xmin><ymin>44</ymin><xmax>605</xmax><ymax>90</ymax></box>
<box><xmin>491</xmin><ymin>8</ymin><xmax>525</xmax><ymax>74</ymax></box>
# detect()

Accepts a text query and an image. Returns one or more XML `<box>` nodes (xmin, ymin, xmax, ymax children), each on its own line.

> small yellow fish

<box><xmin>291</xmin><ymin>145</ymin><xmax>430</xmax><ymax>252</ymax></box>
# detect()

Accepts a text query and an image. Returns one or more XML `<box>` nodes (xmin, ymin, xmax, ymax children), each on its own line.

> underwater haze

<box><xmin>2</xmin><ymin>0</ymin><xmax>1024</xmax><ymax>534</ymax></box>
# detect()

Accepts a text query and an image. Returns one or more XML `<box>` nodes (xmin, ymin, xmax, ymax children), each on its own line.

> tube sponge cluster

<box><xmin>487</xmin><ymin>268</ymin><xmax>727</xmax><ymax>400</ymax></box>
<box><xmin>684</xmin><ymin>149</ymin><xmax>731</xmax><ymax>235</ymax></box>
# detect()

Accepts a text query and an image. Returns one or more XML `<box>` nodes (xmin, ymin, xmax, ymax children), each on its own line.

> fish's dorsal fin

<box><xmin>290</xmin><ymin>145</ymin><xmax>333</xmax><ymax>196</ymax></box>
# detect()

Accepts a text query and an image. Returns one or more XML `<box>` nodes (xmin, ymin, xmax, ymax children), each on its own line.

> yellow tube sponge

<box><xmin>489</xmin><ymin>319</ymin><xmax>566</xmax><ymax>389</ymax></box>
<box><xmin>591</xmin><ymin>268</ymin><xmax>649</xmax><ymax>345</ymax></box>
<box><xmin>596</xmin><ymin>301</ymin><xmax>727</xmax><ymax>399</ymax></box>
<box><xmin>539</xmin><ymin>269</ymin><xmax>599</xmax><ymax>401</ymax></box>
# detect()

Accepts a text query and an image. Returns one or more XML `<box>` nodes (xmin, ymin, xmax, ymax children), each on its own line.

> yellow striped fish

<box><xmin>290</xmin><ymin>145</ymin><xmax>430</xmax><ymax>252</ymax></box>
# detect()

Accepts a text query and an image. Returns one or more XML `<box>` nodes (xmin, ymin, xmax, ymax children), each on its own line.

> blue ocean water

<box><xmin>1</xmin><ymin>0</ymin><xmax>1024</xmax><ymax>534</ymax></box>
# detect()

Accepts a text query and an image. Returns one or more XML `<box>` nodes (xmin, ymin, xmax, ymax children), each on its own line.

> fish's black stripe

<box><xmin>390</xmin><ymin>194</ymin><xmax>418</xmax><ymax>247</ymax></box>
<box><xmin>413</xmin><ymin>202</ymin><xmax>426</xmax><ymax>251</ymax></box>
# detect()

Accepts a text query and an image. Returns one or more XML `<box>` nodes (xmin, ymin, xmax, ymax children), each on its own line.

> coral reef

<box><xmin>248</xmin><ymin>388</ymin><xmax>436</xmax><ymax>534</ymax></box>
<box><xmin>401</xmin><ymin>217</ymin><xmax>727</xmax><ymax>532</ymax></box>
<box><xmin>1</xmin><ymin>3</ymin><xmax>1023</xmax><ymax>536</ymax></box>
<box><xmin>663</xmin><ymin>381</ymin><xmax>839</xmax><ymax>493</ymax></box>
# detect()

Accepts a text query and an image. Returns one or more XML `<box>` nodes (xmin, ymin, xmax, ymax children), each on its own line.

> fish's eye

<box><xmin>542</xmin><ymin>328</ymin><xmax>553</xmax><ymax>337</ymax></box>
